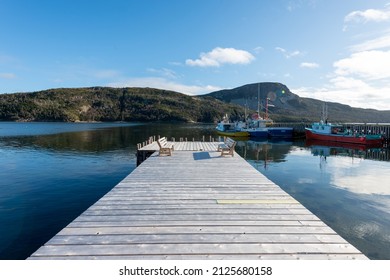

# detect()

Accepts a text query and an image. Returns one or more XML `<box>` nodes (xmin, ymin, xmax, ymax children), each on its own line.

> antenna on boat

<box><xmin>257</xmin><ymin>83</ymin><xmax>260</xmax><ymax>116</ymax></box>
<box><xmin>321</xmin><ymin>102</ymin><xmax>328</xmax><ymax>124</ymax></box>
<box><xmin>244</xmin><ymin>98</ymin><xmax>248</xmax><ymax>121</ymax></box>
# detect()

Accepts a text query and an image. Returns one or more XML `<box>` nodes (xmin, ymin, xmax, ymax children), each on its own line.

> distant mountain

<box><xmin>1</xmin><ymin>83</ymin><xmax>389</xmax><ymax>123</ymax></box>
<box><xmin>0</xmin><ymin>87</ymin><xmax>245</xmax><ymax>123</ymax></box>
<box><xmin>204</xmin><ymin>82</ymin><xmax>390</xmax><ymax>123</ymax></box>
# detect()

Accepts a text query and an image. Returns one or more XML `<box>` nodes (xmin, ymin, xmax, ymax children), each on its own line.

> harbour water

<box><xmin>0</xmin><ymin>122</ymin><xmax>389</xmax><ymax>259</ymax></box>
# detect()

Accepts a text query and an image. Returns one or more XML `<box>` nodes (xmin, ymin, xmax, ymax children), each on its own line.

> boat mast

<box><xmin>257</xmin><ymin>83</ymin><xmax>260</xmax><ymax>118</ymax></box>
<box><xmin>244</xmin><ymin>99</ymin><xmax>248</xmax><ymax>121</ymax></box>
<box><xmin>321</xmin><ymin>102</ymin><xmax>328</xmax><ymax>123</ymax></box>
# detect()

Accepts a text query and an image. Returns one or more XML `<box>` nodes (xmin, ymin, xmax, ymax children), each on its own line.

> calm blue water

<box><xmin>1</xmin><ymin>122</ymin><xmax>389</xmax><ymax>259</ymax></box>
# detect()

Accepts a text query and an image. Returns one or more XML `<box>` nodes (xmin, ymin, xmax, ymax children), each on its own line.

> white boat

<box><xmin>215</xmin><ymin>116</ymin><xmax>249</xmax><ymax>137</ymax></box>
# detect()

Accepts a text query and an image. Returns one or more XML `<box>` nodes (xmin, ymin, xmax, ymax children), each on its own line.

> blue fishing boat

<box><xmin>245</xmin><ymin>84</ymin><xmax>293</xmax><ymax>139</ymax></box>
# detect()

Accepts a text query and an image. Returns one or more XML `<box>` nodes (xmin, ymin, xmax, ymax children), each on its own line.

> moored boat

<box><xmin>305</xmin><ymin>121</ymin><xmax>384</xmax><ymax>146</ymax></box>
<box><xmin>242</xmin><ymin>116</ymin><xmax>269</xmax><ymax>138</ymax></box>
<box><xmin>305</xmin><ymin>103</ymin><xmax>384</xmax><ymax>146</ymax></box>
<box><xmin>267</xmin><ymin>127</ymin><xmax>293</xmax><ymax>139</ymax></box>
<box><xmin>215</xmin><ymin>121</ymin><xmax>250</xmax><ymax>137</ymax></box>
<box><xmin>245</xmin><ymin>84</ymin><xmax>293</xmax><ymax>139</ymax></box>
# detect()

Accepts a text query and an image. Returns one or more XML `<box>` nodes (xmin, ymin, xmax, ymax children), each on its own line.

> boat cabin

<box><xmin>311</xmin><ymin>121</ymin><xmax>344</xmax><ymax>135</ymax></box>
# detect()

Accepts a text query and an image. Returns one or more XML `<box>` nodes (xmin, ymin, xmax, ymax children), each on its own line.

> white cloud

<box><xmin>300</xmin><ymin>62</ymin><xmax>319</xmax><ymax>68</ymax></box>
<box><xmin>253</xmin><ymin>46</ymin><xmax>264</xmax><ymax>53</ymax></box>
<box><xmin>349</xmin><ymin>32</ymin><xmax>390</xmax><ymax>52</ymax></box>
<box><xmin>147</xmin><ymin>68</ymin><xmax>178</xmax><ymax>79</ymax></box>
<box><xmin>345</xmin><ymin>6</ymin><xmax>390</xmax><ymax>23</ymax></box>
<box><xmin>185</xmin><ymin>47</ymin><xmax>255</xmax><ymax>67</ymax></box>
<box><xmin>329</xmin><ymin>76</ymin><xmax>372</xmax><ymax>90</ymax></box>
<box><xmin>292</xmin><ymin>77</ymin><xmax>390</xmax><ymax>110</ymax></box>
<box><xmin>294</xmin><ymin>48</ymin><xmax>390</xmax><ymax>110</ymax></box>
<box><xmin>329</xmin><ymin>158</ymin><xmax>390</xmax><ymax>196</ymax></box>
<box><xmin>294</xmin><ymin>5</ymin><xmax>390</xmax><ymax>110</ymax></box>
<box><xmin>334</xmin><ymin>50</ymin><xmax>390</xmax><ymax>80</ymax></box>
<box><xmin>107</xmin><ymin>77</ymin><xmax>221</xmax><ymax>95</ymax></box>
<box><xmin>275</xmin><ymin>47</ymin><xmax>302</xmax><ymax>58</ymax></box>
<box><xmin>275</xmin><ymin>47</ymin><xmax>286</xmax><ymax>53</ymax></box>
<box><xmin>0</xmin><ymin>72</ymin><xmax>16</xmax><ymax>79</ymax></box>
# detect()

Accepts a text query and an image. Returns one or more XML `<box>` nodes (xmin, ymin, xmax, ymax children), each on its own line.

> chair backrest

<box><xmin>226</xmin><ymin>138</ymin><xmax>236</xmax><ymax>148</ymax></box>
<box><xmin>157</xmin><ymin>137</ymin><xmax>167</xmax><ymax>148</ymax></box>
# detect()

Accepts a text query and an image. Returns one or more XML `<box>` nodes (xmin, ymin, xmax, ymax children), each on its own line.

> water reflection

<box><xmin>306</xmin><ymin>139</ymin><xmax>390</xmax><ymax>162</ymax></box>
<box><xmin>1</xmin><ymin>122</ymin><xmax>390</xmax><ymax>260</ymax></box>
<box><xmin>0</xmin><ymin>123</ymin><xmax>218</xmax><ymax>155</ymax></box>
<box><xmin>305</xmin><ymin>140</ymin><xmax>390</xmax><ymax>196</ymax></box>
<box><xmin>303</xmin><ymin>141</ymin><xmax>390</xmax><ymax>260</ymax></box>
<box><xmin>234</xmin><ymin>139</ymin><xmax>294</xmax><ymax>169</ymax></box>
<box><xmin>1</xmin><ymin>127</ymin><xmax>137</xmax><ymax>154</ymax></box>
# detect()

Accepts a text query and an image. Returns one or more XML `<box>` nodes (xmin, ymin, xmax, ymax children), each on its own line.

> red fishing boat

<box><xmin>305</xmin><ymin>104</ymin><xmax>384</xmax><ymax>146</ymax></box>
<box><xmin>305</xmin><ymin>122</ymin><xmax>384</xmax><ymax>146</ymax></box>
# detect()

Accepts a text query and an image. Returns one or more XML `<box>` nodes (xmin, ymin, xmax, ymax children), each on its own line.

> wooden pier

<box><xmin>29</xmin><ymin>139</ymin><xmax>368</xmax><ymax>260</ymax></box>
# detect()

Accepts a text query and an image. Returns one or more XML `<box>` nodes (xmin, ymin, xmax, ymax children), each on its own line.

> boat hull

<box><xmin>305</xmin><ymin>139</ymin><xmax>368</xmax><ymax>151</ymax></box>
<box><xmin>268</xmin><ymin>127</ymin><xmax>293</xmax><ymax>139</ymax></box>
<box><xmin>305</xmin><ymin>128</ymin><xmax>383</xmax><ymax>146</ymax></box>
<box><xmin>247</xmin><ymin>129</ymin><xmax>268</xmax><ymax>138</ymax></box>
<box><xmin>216</xmin><ymin>130</ymin><xmax>250</xmax><ymax>137</ymax></box>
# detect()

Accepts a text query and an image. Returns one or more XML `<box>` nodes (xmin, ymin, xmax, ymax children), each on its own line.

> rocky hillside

<box><xmin>204</xmin><ymin>82</ymin><xmax>390</xmax><ymax>123</ymax></box>
<box><xmin>1</xmin><ymin>83</ymin><xmax>389</xmax><ymax>123</ymax></box>
<box><xmin>0</xmin><ymin>87</ymin><xmax>245</xmax><ymax>123</ymax></box>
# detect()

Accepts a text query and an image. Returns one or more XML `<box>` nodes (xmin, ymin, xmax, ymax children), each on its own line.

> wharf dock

<box><xmin>275</xmin><ymin>122</ymin><xmax>390</xmax><ymax>145</ymax></box>
<box><xmin>29</xmin><ymin>138</ymin><xmax>368</xmax><ymax>260</ymax></box>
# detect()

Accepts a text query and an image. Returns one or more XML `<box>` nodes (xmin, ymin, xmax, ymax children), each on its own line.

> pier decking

<box><xmin>29</xmin><ymin>140</ymin><xmax>368</xmax><ymax>260</ymax></box>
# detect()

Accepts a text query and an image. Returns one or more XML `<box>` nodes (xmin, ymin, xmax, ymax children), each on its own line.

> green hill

<box><xmin>0</xmin><ymin>87</ymin><xmax>245</xmax><ymax>123</ymax></box>
<box><xmin>1</xmin><ymin>83</ymin><xmax>390</xmax><ymax>123</ymax></box>
<box><xmin>204</xmin><ymin>82</ymin><xmax>390</xmax><ymax>123</ymax></box>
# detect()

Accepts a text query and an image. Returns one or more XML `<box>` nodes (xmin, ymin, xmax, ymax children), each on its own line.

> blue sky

<box><xmin>1</xmin><ymin>0</ymin><xmax>390</xmax><ymax>110</ymax></box>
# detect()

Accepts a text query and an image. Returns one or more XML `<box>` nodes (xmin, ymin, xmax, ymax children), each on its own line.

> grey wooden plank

<box><xmin>109</xmin><ymin>183</ymin><xmax>286</xmax><ymax>191</ymax></box>
<box><xmin>69</xmin><ymin>214</ymin><xmax>321</xmax><ymax>224</ymax></box>
<box><xmin>68</xmin><ymin>220</ymin><xmax>326</xmax><ymax>227</ymax></box>
<box><xmin>76</xmin><ymin>209</ymin><xmax>312</xmax><ymax>221</ymax></box>
<box><xmin>28</xmin><ymin>254</ymin><xmax>367</xmax><ymax>260</ymax></box>
<box><xmin>92</xmin><ymin>199</ymin><xmax>220</xmax><ymax>205</ymax></box>
<box><xmin>45</xmin><ymin>233</ymin><xmax>348</xmax><ymax>245</ymax></box>
<box><xmin>98</xmin><ymin>195</ymin><xmax>296</xmax><ymax>201</ymax></box>
<box><xmin>31</xmin><ymin>243</ymin><xmax>363</xmax><ymax>257</ymax></box>
<box><xmin>87</xmin><ymin>204</ymin><xmax>307</xmax><ymax>210</ymax></box>
<box><xmin>81</xmin><ymin>209</ymin><xmax>313</xmax><ymax>216</ymax></box>
<box><xmin>55</xmin><ymin>226</ymin><xmax>337</xmax><ymax>235</ymax></box>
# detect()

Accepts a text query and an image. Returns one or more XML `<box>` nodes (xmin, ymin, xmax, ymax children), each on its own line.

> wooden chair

<box><xmin>217</xmin><ymin>137</ymin><xmax>236</xmax><ymax>156</ymax></box>
<box><xmin>157</xmin><ymin>137</ymin><xmax>174</xmax><ymax>156</ymax></box>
